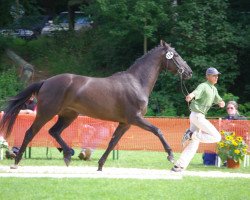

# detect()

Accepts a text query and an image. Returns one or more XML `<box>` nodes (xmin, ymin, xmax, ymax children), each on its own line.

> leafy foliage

<box><xmin>0</xmin><ymin>136</ymin><xmax>9</xmax><ymax>149</ymax></box>
<box><xmin>172</xmin><ymin>0</ymin><xmax>239</xmax><ymax>89</ymax></box>
<box><xmin>217</xmin><ymin>131</ymin><xmax>248</xmax><ymax>162</ymax></box>
<box><xmin>0</xmin><ymin>0</ymin><xmax>15</xmax><ymax>27</ymax></box>
<box><xmin>0</xmin><ymin>67</ymin><xmax>24</xmax><ymax>109</ymax></box>
<box><xmin>147</xmin><ymin>91</ymin><xmax>177</xmax><ymax>116</ymax></box>
<box><xmin>0</xmin><ymin>0</ymin><xmax>249</xmax><ymax>117</ymax></box>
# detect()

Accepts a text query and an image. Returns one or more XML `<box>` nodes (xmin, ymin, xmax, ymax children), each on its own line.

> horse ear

<box><xmin>160</xmin><ymin>40</ymin><xmax>169</xmax><ymax>49</ymax></box>
<box><xmin>160</xmin><ymin>40</ymin><xmax>164</xmax><ymax>46</ymax></box>
<box><xmin>163</xmin><ymin>41</ymin><xmax>170</xmax><ymax>49</ymax></box>
<box><xmin>164</xmin><ymin>42</ymin><xmax>170</xmax><ymax>47</ymax></box>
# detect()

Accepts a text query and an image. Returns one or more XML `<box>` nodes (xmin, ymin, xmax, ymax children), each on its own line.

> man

<box><xmin>171</xmin><ymin>67</ymin><xmax>225</xmax><ymax>172</ymax></box>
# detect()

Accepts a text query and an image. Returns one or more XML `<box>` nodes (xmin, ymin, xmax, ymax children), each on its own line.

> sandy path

<box><xmin>1</xmin><ymin>165</ymin><xmax>250</xmax><ymax>179</ymax></box>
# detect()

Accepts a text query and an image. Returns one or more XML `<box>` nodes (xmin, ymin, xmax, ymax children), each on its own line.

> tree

<box><xmin>82</xmin><ymin>0</ymin><xmax>172</xmax><ymax>69</ymax></box>
<box><xmin>127</xmin><ymin>0</ymin><xmax>171</xmax><ymax>54</ymax></box>
<box><xmin>1</xmin><ymin>0</ymin><xmax>247</xmax><ymax>116</ymax></box>
<box><xmin>227</xmin><ymin>0</ymin><xmax>250</xmax><ymax>102</ymax></box>
<box><xmin>0</xmin><ymin>0</ymin><xmax>15</xmax><ymax>26</ymax></box>
<box><xmin>81</xmin><ymin>0</ymin><xmax>243</xmax><ymax>116</ymax></box>
<box><xmin>162</xmin><ymin>0</ymin><xmax>240</xmax><ymax>115</ymax></box>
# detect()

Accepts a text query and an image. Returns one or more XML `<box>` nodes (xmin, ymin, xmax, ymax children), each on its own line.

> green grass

<box><xmin>0</xmin><ymin>177</ymin><xmax>249</xmax><ymax>200</ymax></box>
<box><xmin>1</xmin><ymin>148</ymin><xmax>250</xmax><ymax>200</ymax></box>
<box><xmin>1</xmin><ymin>148</ymin><xmax>250</xmax><ymax>173</ymax></box>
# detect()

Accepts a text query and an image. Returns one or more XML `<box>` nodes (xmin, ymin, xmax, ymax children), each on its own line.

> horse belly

<box><xmin>72</xmin><ymin>97</ymin><xmax>125</xmax><ymax>123</ymax></box>
<box><xmin>73</xmin><ymin>79</ymin><xmax>139</xmax><ymax>123</ymax></box>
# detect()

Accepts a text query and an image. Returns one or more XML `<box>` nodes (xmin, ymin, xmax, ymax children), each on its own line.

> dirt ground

<box><xmin>0</xmin><ymin>165</ymin><xmax>250</xmax><ymax>179</ymax></box>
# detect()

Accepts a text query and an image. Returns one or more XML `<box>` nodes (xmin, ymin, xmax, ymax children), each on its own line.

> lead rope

<box><xmin>174</xmin><ymin>58</ymin><xmax>221</xmax><ymax>110</ymax></box>
<box><xmin>179</xmin><ymin>71</ymin><xmax>192</xmax><ymax>110</ymax></box>
<box><xmin>167</xmin><ymin>57</ymin><xmax>218</xmax><ymax>110</ymax></box>
<box><xmin>171</xmin><ymin>58</ymin><xmax>191</xmax><ymax>110</ymax></box>
<box><xmin>181</xmin><ymin>74</ymin><xmax>218</xmax><ymax>110</ymax></box>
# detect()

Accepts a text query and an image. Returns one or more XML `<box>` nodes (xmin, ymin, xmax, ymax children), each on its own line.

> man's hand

<box><xmin>218</xmin><ymin>101</ymin><xmax>225</xmax><ymax>108</ymax></box>
<box><xmin>186</xmin><ymin>93</ymin><xmax>195</xmax><ymax>102</ymax></box>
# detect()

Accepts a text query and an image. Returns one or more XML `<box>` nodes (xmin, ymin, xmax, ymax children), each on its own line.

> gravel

<box><xmin>0</xmin><ymin>165</ymin><xmax>250</xmax><ymax>179</ymax></box>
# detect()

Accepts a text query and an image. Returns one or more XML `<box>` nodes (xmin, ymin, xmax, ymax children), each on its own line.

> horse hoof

<box><xmin>97</xmin><ymin>163</ymin><xmax>103</xmax><ymax>171</ymax></box>
<box><xmin>97</xmin><ymin>167</ymin><xmax>102</xmax><ymax>171</ymax></box>
<box><xmin>167</xmin><ymin>155</ymin><xmax>174</xmax><ymax>163</ymax></box>
<box><xmin>10</xmin><ymin>164</ymin><xmax>18</xmax><ymax>169</ymax></box>
<box><xmin>64</xmin><ymin>157</ymin><xmax>71</xmax><ymax>167</ymax></box>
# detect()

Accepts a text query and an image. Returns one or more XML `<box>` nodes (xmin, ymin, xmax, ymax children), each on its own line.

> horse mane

<box><xmin>109</xmin><ymin>45</ymin><xmax>162</xmax><ymax>78</ymax></box>
<box><xmin>127</xmin><ymin>45</ymin><xmax>162</xmax><ymax>72</ymax></box>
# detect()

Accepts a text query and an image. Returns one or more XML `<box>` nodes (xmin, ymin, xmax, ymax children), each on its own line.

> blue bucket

<box><xmin>202</xmin><ymin>151</ymin><xmax>217</xmax><ymax>166</ymax></box>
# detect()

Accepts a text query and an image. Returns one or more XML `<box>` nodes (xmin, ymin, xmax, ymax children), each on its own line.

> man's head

<box><xmin>206</xmin><ymin>67</ymin><xmax>221</xmax><ymax>85</ymax></box>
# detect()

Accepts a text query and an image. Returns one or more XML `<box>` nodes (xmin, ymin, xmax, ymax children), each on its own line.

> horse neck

<box><xmin>127</xmin><ymin>48</ymin><xmax>163</xmax><ymax>96</ymax></box>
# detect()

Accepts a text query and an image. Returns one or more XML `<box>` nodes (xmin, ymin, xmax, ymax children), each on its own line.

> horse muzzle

<box><xmin>182</xmin><ymin>71</ymin><xmax>192</xmax><ymax>80</ymax></box>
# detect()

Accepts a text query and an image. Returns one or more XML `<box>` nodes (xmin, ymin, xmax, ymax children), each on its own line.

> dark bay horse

<box><xmin>0</xmin><ymin>40</ymin><xmax>192</xmax><ymax>171</ymax></box>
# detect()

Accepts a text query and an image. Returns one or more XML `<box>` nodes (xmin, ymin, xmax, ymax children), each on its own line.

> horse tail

<box><xmin>0</xmin><ymin>81</ymin><xmax>44</xmax><ymax>138</ymax></box>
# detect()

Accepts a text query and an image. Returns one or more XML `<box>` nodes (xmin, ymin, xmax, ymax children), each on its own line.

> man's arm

<box><xmin>218</xmin><ymin>101</ymin><xmax>225</xmax><ymax>108</ymax></box>
<box><xmin>186</xmin><ymin>93</ymin><xmax>195</xmax><ymax>102</ymax></box>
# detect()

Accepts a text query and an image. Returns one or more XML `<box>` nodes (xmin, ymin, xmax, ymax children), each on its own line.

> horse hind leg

<box><xmin>11</xmin><ymin>127</ymin><xmax>36</xmax><ymax>168</ymax></box>
<box><xmin>48</xmin><ymin>110</ymin><xmax>78</xmax><ymax>166</ymax></box>
<box><xmin>98</xmin><ymin>123</ymin><xmax>131</xmax><ymax>171</ymax></box>
<box><xmin>12</xmin><ymin>116</ymin><xmax>53</xmax><ymax>169</ymax></box>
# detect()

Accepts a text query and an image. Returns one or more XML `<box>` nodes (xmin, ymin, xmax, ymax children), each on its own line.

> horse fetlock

<box><xmin>15</xmin><ymin>154</ymin><xmax>23</xmax><ymax>165</ymax></box>
<box><xmin>167</xmin><ymin>154</ymin><xmax>175</xmax><ymax>163</ymax></box>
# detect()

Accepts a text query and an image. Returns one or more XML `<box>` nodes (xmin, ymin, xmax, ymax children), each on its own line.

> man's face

<box><xmin>206</xmin><ymin>74</ymin><xmax>219</xmax><ymax>85</ymax></box>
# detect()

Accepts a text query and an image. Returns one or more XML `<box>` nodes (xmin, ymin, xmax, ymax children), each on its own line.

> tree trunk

<box><xmin>6</xmin><ymin>49</ymin><xmax>34</xmax><ymax>84</ymax></box>
<box><xmin>68</xmin><ymin>5</ymin><xmax>75</xmax><ymax>31</ymax></box>
<box><xmin>143</xmin><ymin>20</ymin><xmax>147</xmax><ymax>55</ymax></box>
<box><xmin>144</xmin><ymin>34</ymin><xmax>147</xmax><ymax>55</ymax></box>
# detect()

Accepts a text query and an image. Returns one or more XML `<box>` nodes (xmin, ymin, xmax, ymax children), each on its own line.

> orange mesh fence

<box><xmin>1</xmin><ymin>114</ymin><xmax>249</xmax><ymax>153</ymax></box>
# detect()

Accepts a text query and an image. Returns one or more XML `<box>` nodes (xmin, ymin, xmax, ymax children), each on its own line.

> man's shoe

<box><xmin>78</xmin><ymin>148</ymin><xmax>92</xmax><ymax>161</ymax></box>
<box><xmin>171</xmin><ymin>165</ymin><xmax>184</xmax><ymax>172</ymax></box>
<box><xmin>83</xmin><ymin>148</ymin><xmax>92</xmax><ymax>161</ymax></box>
<box><xmin>78</xmin><ymin>151</ymin><xmax>86</xmax><ymax>160</ymax></box>
<box><xmin>5</xmin><ymin>150</ymin><xmax>16</xmax><ymax>159</ymax></box>
<box><xmin>181</xmin><ymin>129</ymin><xmax>193</xmax><ymax>146</ymax></box>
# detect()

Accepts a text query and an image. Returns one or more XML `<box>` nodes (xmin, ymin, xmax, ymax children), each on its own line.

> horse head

<box><xmin>160</xmin><ymin>40</ymin><xmax>192</xmax><ymax>80</ymax></box>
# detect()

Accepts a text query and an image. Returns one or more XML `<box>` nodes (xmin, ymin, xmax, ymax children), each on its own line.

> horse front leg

<box><xmin>98</xmin><ymin>123</ymin><xmax>130</xmax><ymax>171</ymax></box>
<box><xmin>132</xmin><ymin>116</ymin><xmax>174</xmax><ymax>163</ymax></box>
<box><xmin>48</xmin><ymin>112</ymin><xmax>78</xmax><ymax>166</ymax></box>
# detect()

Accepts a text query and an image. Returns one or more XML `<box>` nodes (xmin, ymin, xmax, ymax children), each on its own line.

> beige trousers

<box><xmin>176</xmin><ymin>112</ymin><xmax>221</xmax><ymax>169</ymax></box>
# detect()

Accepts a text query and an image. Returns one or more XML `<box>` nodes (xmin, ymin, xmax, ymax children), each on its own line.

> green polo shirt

<box><xmin>189</xmin><ymin>81</ymin><xmax>222</xmax><ymax>115</ymax></box>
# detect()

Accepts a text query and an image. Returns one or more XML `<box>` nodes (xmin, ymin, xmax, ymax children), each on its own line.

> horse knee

<box><xmin>49</xmin><ymin>128</ymin><xmax>58</xmax><ymax>137</ymax></box>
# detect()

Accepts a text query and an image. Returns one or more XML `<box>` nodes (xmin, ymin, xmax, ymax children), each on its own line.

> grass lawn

<box><xmin>1</xmin><ymin>148</ymin><xmax>250</xmax><ymax>199</ymax></box>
